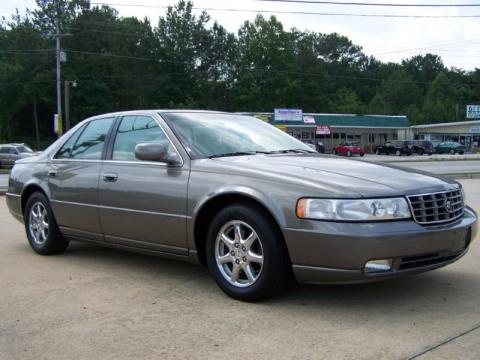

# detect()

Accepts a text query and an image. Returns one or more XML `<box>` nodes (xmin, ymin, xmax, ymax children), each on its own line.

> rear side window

<box><xmin>112</xmin><ymin>115</ymin><xmax>172</xmax><ymax>161</ymax></box>
<box><xmin>0</xmin><ymin>146</ymin><xmax>8</xmax><ymax>154</ymax></box>
<box><xmin>55</xmin><ymin>126</ymin><xmax>85</xmax><ymax>159</ymax></box>
<box><xmin>70</xmin><ymin>118</ymin><xmax>114</xmax><ymax>159</ymax></box>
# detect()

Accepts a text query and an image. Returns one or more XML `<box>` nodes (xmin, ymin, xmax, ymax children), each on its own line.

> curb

<box><xmin>378</xmin><ymin>157</ymin><xmax>480</xmax><ymax>163</ymax></box>
<box><xmin>441</xmin><ymin>173</ymin><xmax>480</xmax><ymax>180</ymax></box>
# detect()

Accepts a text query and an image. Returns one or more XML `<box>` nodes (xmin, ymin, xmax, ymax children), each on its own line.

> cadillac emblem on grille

<box><xmin>445</xmin><ymin>199</ymin><xmax>453</xmax><ymax>213</ymax></box>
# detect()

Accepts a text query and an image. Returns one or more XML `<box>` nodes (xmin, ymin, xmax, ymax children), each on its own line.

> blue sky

<box><xmin>2</xmin><ymin>0</ymin><xmax>479</xmax><ymax>70</ymax></box>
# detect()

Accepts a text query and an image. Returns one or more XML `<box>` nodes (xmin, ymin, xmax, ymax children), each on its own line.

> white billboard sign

<box><xmin>274</xmin><ymin>108</ymin><xmax>303</xmax><ymax>121</ymax></box>
<box><xmin>466</xmin><ymin>105</ymin><xmax>480</xmax><ymax>119</ymax></box>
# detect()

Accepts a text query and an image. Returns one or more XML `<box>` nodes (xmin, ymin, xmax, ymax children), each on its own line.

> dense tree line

<box><xmin>1</xmin><ymin>0</ymin><xmax>479</xmax><ymax>146</ymax></box>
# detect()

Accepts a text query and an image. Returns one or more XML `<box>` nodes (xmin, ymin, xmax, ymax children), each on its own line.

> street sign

<box><xmin>274</xmin><ymin>108</ymin><xmax>303</xmax><ymax>121</ymax></box>
<box><xmin>316</xmin><ymin>125</ymin><xmax>331</xmax><ymax>135</ymax></box>
<box><xmin>466</xmin><ymin>105</ymin><xmax>480</xmax><ymax>119</ymax></box>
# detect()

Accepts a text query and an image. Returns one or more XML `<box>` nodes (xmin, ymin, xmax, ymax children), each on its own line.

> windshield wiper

<box><xmin>265</xmin><ymin>149</ymin><xmax>315</xmax><ymax>154</ymax></box>
<box><xmin>208</xmin><ymin>151</ymin><xmax>259</xmax><ymax>159</ymax></box>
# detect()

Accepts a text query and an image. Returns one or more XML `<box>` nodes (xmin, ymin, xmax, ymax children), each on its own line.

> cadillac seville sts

<box><xmin>6</xmin><ymin>111</ymin><xmax>478</xmax><ymax>301</ymax></box>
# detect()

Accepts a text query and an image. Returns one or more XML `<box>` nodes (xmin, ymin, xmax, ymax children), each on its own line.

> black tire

<box><xmin>206</xmin><ymin>203</ymin><xmax>290</xmax><ymax>302</ymax></box>
<box><xmin>332</xmin><ymin>149</ymin><xmax>337</xmax><ymax>155</ymax></box>
<box><xmin>375</xmin><ymin>149</ymin><xmax>381</xmax><ymax>155</ymax></box>
<box><xmin>395</xmin><ymin>149</ymin><xmax>401</xmax><ymax>156</ymax></box>
<box><xmin>416</xmin><ymin>149</ymin><xmax>424</xmax><ymax>156</ymax></box>
<box><xmin>346</xmin><ymin>150</ymin><xmax>352</xmax><ymax>157</ymax></box>
<box><xmin>24</xmin><ymin>191</ymin><xmax>68</xmax><ymax>255</ymax></box>
<box><xmin>450</xmin><ymin>149</ymin><xmax>455</xmax><ymax>155</ymax></box>
<box><xmin>360</xmin><ymin>153</ymin><xmax>365</xmax><ymax>157</ymax></box>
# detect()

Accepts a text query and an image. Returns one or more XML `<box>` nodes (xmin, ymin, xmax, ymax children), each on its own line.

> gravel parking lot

<box><xmin>1</xmin><ymin>180</ymin><xmax>479</xmax><ymax>360</ymax></box>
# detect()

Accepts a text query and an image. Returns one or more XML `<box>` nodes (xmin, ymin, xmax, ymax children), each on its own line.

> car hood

<box><xmin>194</xmin><ymin>154</ymin><xmax>459</xmax><ymax>198</ymax></box>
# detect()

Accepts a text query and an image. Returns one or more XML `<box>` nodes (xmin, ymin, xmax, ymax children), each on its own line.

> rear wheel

<box><xmin>332</xmin><ymin>149</ymin><xmax>337</xmax><ymax>155</ymax></box>
<box><xmin>24</xmin><ymin>192</ymin><xmax>68</xmax><ymax>255</ymax></box>
<box><xmin>450</xmin><ymin>149</ymin><xmax>455</xmax><ymax>154</ymax></box>
<box><xmin>375</xmin><ymin>149</ymin><xmax>381</xmax><ymax>155</ymax></box>
<box><xmin>206</xmin><ymin>203</ymin><xmax>290</xmax><ymax>302</ymax></box>
<box><xmin>395</xmin><ymin>149</ymin><xmax>401</xmax><ymax>156</ymax></box>
<box><xmin>346</xmin><ymin>150</ymin><xmax>352</xmax><ymax>157</ymax></box>
<box><xmin>416</xmin><ymin>149</ymin><xmax>424</xmax><ymax>156</ymax></box>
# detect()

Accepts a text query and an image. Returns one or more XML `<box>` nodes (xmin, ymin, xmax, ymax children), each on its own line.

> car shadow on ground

<box><xmin>20</xmin><ymin>240</ymin><xmax>479</xmax><ymax>315</ymax></box>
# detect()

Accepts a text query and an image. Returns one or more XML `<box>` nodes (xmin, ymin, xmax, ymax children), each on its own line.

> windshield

<box><xmin>162</xmin><ymin>112</ymin><xmax>314</xmax><ymax>159</ymax></box>
<box><xmin>16</xmin><ymin>146</ymin><xmax>33</xmax><ymax>153</ymax></box>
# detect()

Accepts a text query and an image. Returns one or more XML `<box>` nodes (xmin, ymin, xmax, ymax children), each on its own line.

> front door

<box><xmin>48</xmin><ymin>117</ymin><xmax>115</xmax><ymax>241</ymax></box>
<box><xmin>98</xmin><ymin>114</ymin><xmax>189</xmax><ymax>255</ymax></box>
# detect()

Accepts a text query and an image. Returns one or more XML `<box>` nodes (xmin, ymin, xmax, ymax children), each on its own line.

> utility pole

<box><xmin>55</xmin><ymin>21</ymin><xmax>62</xmax><ymax>135</ymax></box>
<box><xmin>54</xmin><ymin>21</ymin><xmax>71</xmax><ymax>135</ymax></box>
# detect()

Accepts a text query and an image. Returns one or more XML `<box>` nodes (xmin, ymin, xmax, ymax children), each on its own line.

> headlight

<box><xmin>296</xmin><ymin>198</ymin><xmax>411</xmax><ymax>221</ymax></box>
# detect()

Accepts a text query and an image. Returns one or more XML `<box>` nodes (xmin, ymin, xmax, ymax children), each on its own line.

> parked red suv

<box><xmin>332</xmin><ymin>141</ymin><xmax>365</xmax><ymax>157</ymax></box>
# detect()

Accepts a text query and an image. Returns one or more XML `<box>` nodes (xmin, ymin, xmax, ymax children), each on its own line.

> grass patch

<box><xmin>0</xmin><ymin>168</ymin><xmax>11</xmax><ymax>174</ymax></box>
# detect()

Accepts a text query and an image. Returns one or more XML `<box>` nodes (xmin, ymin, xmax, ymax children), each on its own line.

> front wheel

<box><xmin>206</xmin><ymin>204</ymin><xmax>290</xmax><ymax>302</ymax></box>
<box><xmin>375</xmin><ymin>149</ymin><xmax>381</xmax><ymax>155</ymax></box>
<box><xmin>346</xmin><ymin>150</ymin><xmax>352</xmax><ymax>157</ymax></box>
<box><xmin>24</xmin><ymin>192</ymin><xmax>68</xmax><ymax>255</ymax></box>
<box><xmin>450</xmin><ymin>149</ymin><xmax>455</xmax><ymax>154</ymax></box>
<box><xmin>395</xmin><ymin>150</ymin><xmax>401</xmax><ymax>156</ymax></box>
<box><xmin>332</xmin><ymin>149</ymin><xmax>337</xmax><ymax>155</ymax></box>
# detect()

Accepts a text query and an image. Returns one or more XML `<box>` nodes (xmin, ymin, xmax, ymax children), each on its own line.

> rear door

<box><xmin>48</xmin><ymin>117</ymin><xmax>116</xmax><ymax>241</ymax></box>
<box><xmin>97</xmin><ymin>114</ymin><xmax>189</xmax><ymax>255</ymax></box>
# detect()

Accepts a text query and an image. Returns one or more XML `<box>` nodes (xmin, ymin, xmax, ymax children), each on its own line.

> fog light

<box><xmin>364</xmin><ymin>259</ymin><xmax>393</xmax><ymax>273</ymax></box>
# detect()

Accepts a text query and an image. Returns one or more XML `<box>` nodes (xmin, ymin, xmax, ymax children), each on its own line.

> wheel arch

<box><xmin>192</xmin><ymin>191</ymin><xmax>288</xmax><ymax>266</ymax></box>
<box><xmin>21</xmin><ymin>182</ymin><xmax>50</xmax><ymax>215</ymax></box>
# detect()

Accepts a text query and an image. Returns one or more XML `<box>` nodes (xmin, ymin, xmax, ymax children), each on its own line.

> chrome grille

<box><xmin>407</xmin><ymin>189</ymin><xmax>464</xmax><ymax>225</ymax></box>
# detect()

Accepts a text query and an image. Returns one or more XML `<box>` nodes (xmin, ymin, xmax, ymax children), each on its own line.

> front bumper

<box><xmin>284</xmin><ymin>206</ymin><xmax>477</xmax><ymax>284</ymax></box>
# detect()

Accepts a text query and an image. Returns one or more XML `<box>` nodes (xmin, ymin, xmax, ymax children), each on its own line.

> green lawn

<box><xmin>0</xmin><ymin>169</ymin><xmax>11</xmax><ymax>174</ymax></box>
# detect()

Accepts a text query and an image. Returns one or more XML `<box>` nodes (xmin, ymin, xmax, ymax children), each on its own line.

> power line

<box><xmin>0</xmin><ymin>49</ymin><xmax>55</xmax><ymax>53</ymax></box>
<box><xmin>65</xmin><ymin>49</ymin><xmax>480</xmax><ymax>84</ymax></box>
<box><xmin>253</xmin><ymin>0</ymin><xmax>480</xmax><ymax>7</ymax></box>
<box><xmin>89</xmin><ymin>2</ymin><xmax>480</xmax><ymax>18</ymax></box>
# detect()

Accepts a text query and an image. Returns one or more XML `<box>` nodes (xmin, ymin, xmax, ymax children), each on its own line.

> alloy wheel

<box><xmin>28</xmin><ymin>202</ymin><xmax>49</xmax><ymax>246</ymax></box>
<box><xmin>215</xmin><ymin>220</ymin><xmax>264</xmax><ymax>288</ymax></box>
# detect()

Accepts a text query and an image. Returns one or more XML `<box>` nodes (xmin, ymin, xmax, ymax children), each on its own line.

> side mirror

<box><xmin>134</xmin><ymin>143</ymin><xmax>181</xmax><ymax>165</ymax></box>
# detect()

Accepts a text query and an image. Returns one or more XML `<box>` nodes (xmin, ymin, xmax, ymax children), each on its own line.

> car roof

<box><xmin>86</xmin><ymin>109</ymin><xmax>228</xmax><ymax>120</ymax></box>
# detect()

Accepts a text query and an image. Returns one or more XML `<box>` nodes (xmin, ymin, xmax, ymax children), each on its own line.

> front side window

<box><xmin>112</xmin><ymin>115</ymin><xmax>172</xmax><ymax>161</ymax></box>
<box><xmin>70</xmin><ymin>118</ymin><xmax>114</xmax><ymax>160</ymax></box>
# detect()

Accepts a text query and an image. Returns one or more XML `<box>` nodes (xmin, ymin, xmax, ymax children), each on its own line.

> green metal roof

<box><xmin>244</xmin><ymin>113</ymin><xmax>410</xmax><ymax>128</ymax></box>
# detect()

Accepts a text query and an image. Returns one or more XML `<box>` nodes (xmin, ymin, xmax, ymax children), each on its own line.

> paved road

<box><xmin>0</xmin><ymin>174</ymin><xmax>7</xmax><ymax>189</ymax></box>
<box><xmin>0</xmin><ymin>180</ymin><xmax>479</xmax><ymax>359</ymax></box>
<box><xmin>392</xmin><ymin>160</ymin><xmax>480</xmax><ymax>175</ymax></box>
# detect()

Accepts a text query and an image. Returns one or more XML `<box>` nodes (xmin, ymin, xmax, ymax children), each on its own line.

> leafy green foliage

<box><xmin>0</xmin><ymin>0</ymin><xmax>479</xmax><ymax>145</ymax></box>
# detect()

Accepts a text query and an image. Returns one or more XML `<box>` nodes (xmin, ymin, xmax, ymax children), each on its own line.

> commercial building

<box><xmin>412</xmin><ymin>120</ymin><xmax>480</xmax><ymax>153</ymax></box>
<box><xmin>245</xmin><ymin>112</ymin><xmax>410</xmax><ymax>153</ymax></box>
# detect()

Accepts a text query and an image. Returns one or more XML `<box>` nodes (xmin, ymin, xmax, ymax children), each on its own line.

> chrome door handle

<box><xmin>102</xmin><ymin>173</ymin><xmax>118</xmax><ymax>182</ymax></box>
<box><xmin>47</xmin><ymin>170</ymin><xmax>57</xmax><ymax>177</ymax></box>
